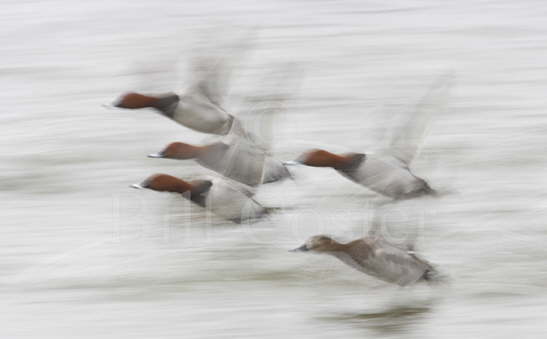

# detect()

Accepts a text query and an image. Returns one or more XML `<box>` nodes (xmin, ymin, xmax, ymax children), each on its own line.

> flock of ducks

<box><xmin>112</xmin><ymin>56</ymin><xmax>450</xmax><ymax>287</ymax></box>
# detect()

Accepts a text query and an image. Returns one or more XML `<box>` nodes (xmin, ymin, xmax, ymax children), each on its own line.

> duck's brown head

<box><xmin>295</xmin><ymin>149</ymin><xmax>365</xmax><ymax>170</ymax></box>
<box><xmin>114</xmin><ymin>92</ymin><xmax>161</xmax><ymax>109</ymax></box>
<box><xmin>148</xmin><ymin>142</ymin><xmax>202</xmax><ymax>160</ymax></box>
<box><xmin>131</xmin><ymin>174</ymin><xmax>193</xmax><ymax>194</ymax></box>
<box><xmin>131</xmin><ymin>174</ymin><xmax>213</xmax><ymax>198</ymax></box>
<box><xmin>290</xmin><ymin>235</ymin><xmax>343</xmax><ymax>253</ymax></box>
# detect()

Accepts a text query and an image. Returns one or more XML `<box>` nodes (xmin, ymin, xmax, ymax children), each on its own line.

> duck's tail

<box><xmin>421</xmin><ymin>267</ymin><xmax>448</xmax><ymax>285</ymax></box>
<box><xmin>411</xmin><ymin>251</ymin><xmax>447</xmax><ymax>285</ymax></box>
<box><xmin>263</xmin><ymin>206</ymin><xmax>284</xmax><ymax>215</ymax></box>
<box><xmin>422</xmin><ymin>182</ymin><xmax>438</xmax><ymax>197</ymax></box>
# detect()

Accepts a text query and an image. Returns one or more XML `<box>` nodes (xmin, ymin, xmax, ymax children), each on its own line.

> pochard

<box><xmin>291</xmin><ymin>234</ymin><xmax>440</xmax><ymax>286</ymax></box>
<box><xmin>287</xmin><ymin>74</ymin><xmax>452</xmax><ymax>199</ymax></box>
<box><xmin>289</xmin><ymin>149</ymin><xmax>434</xmax><ymax>199</ymax></box>
<box><xmin>131</xmin><ymin>173</ymin><xmax>270</xmax><ymax>223</ymax></box>
<box><xmin>114</xmin><ymin>90</ymin><xmax>237</xmax><ymax>135</ymax></box>
<box><xmin>113</xmin><ymin>54</ymin><xmax>248</xmax><ymax>136</ymax></box>
<box><xmin>148</xmin><ymin>139</ymin><xmax>291</xmax><ymax>187</ymax></box>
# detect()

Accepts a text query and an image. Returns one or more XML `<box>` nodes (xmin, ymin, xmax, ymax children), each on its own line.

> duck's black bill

<box><xmin>289</xmin><ymin>244</ymin><xmax>309</xmax><ymax>252</ymax></box>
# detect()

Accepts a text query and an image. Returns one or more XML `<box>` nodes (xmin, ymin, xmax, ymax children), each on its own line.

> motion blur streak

<box><xmin>1</xmin><ymin>1</ymin><xmax>547</xmax><ymax>338</ymax></box>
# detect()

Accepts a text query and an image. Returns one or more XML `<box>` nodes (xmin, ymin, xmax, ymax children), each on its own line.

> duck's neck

<box><xmin>187</xmin><ymin>144</ymin><xmax>207</xmax><ymax>159</ymax></box>
<box><xmin>151</xmin><ymin>93</ymin><xmax>180</xmax><ymax>117</ymax></box>
<box><xmin>169</xmin><ymin>180</ymin><xmax>194</xmax><ymax>194</ymax></box>
<box><xmin>322</xmin><ymin>240</ymin><xmax>350</xmax><ymax>252</ymax></box>
<box><xmin>199</xmin><ymin>142</ymin><xmax>228</xmax><ymax>159</ymax></box>
<box><xmin>184</xmin><ymin>180</ymin><xmax>212</xmax><ymax>207</ymax></box>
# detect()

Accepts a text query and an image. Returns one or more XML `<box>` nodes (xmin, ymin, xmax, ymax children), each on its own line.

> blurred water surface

<box><xmin>2</xmin><ymin>0</ymin><xmax>547</xmax><ymax>338</ymax></box>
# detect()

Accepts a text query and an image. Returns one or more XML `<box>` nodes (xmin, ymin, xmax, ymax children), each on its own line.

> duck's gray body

<box><xmin>338</xmin><ymin>154</ymin><xmax>431</xmax><ymax>199</ymax></box>
<box><xmin>188</xmin><ymin>178</ymin><xmax>268</xmax><ymax>222</ymax></box>
<box><xmin>196</xmin><ymin>137</ymin><xmax>290</xmax><ymax>187</ymax></box>
<box><xmin>329</xmin><ymin>237</ymin><xmax>435</xmax><ymax>286</ymax></box>
<box><xmin>153</xmin><ymin>92</ymin><xmax>235</xmax><ymax>135</ymax></box>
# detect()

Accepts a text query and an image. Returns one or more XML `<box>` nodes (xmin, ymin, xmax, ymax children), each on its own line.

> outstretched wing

<box><xmin>385</xmin><ymin>73</ymin><xmax>454</xmax><ymax>166</ymax></box>
<box><xmin>184</xmin><ymin>28</ymin><xmax>256</xmax><ymax>107</ymax></box>
<box><xmin>236</xmin><ymin>62</ymin><xmax>304</xmax><ymax>151</ymax></box>
<box><xmin>113</xmin><ymin>27</ymin><xmax>255</xmax><ymax>108</ymax></box>
<box><xmin>197</xmin><ymin>63</ymin><xmax>302</xmax><ymax>186</ymax></box>
<box><xmin>370</xmin><ymin>240</ymin><xmax>430</xmax><ymax>285</ymax></box>
<box><xmin>366</xmin><ymin>203</ymin><xmax>420</xmax><ymax>252</ymax></box>
<box><xmin>127</xmin><ymin>56</ymin><xmax>180</xmax><ymax>94</ymax></box>
<box><xmin>185</xmin><ymin>56</ymin><xmax>229</xmax><ymax>107</ymax></box>
<box><xmin>367</xmin><ymin>203</ymin><xmax>384</xmax><ymax>238</ymax></box>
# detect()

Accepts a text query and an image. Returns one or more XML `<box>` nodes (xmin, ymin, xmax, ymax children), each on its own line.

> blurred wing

<box><xmin>199</xmin><ymin>62</ymin><xmax>302</xmax><ymax>185</ymax></box>
<box><xmin>367</xmin><ymin>203</ymin><xmax>384</xmax><ymax>238</ymax></box>
<box><xmin>198</xmin><ymin>135</ymin><xmax>268</xmax><ymax>187</ymax></box>
<box><xmin>185</xmin><ymin>56</ymin><xmax>228</xmax><ymax>107</ymax></box>
<box><xmin>225</xmin><ymin>136</ymin><xmax>268</xmax><ymax>187</ymax></box>
<box><xmin>386</xmin><ymin>72</ymin><xmax>454</xmax><ymax>166</ymax></box>
<box><xmin>185</xmin><ymin>29</ymin><xmax>256</xmax><ymax>107</ymax></box>
<box><xmin>115</xmin><ymin>28</ymin><xmax>256</xmax><ymax>102</ymax></box>
<box><xmin>366</xmin><ymin>203</ymin><xmax>419</xmax><ymax>252</ymax></box>
<box><xmin>237</xmin><ymin>63</ymin><xmax>304</xmax><ymax>150</ymax></box>
<box><xmin>369</xmin><ymin>241</ymin><xmax>428</xmax><ymax>285</ymax></box>
<box><xmin>215</xmin><ymin>176</ymin><xmax>256</xmax><ymax>199</ymax></box>
<box><xmin>128</xmin><ymin>57</ymin><xmax>180</xmax><ymax>93</ymax></box>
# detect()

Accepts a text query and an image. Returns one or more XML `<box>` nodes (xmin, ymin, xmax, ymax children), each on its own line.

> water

<box><xmin>2</xmin><ymin>0</ymin><xmax>547</xmax><ymax>337</ymax></box>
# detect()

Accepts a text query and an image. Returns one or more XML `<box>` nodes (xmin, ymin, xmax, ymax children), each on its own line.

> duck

<box><xmin>286</xmin><ymin>74</ymin><xmax>452</xmax><ymax>200</ymax></box>
<box><xmin>113</xmin><ymin>52</ymin><xmax>251</xmax><ymax>136</ymax></box>
<box><xmin>131</xmin><ymin>173</ymin><xmax>270</xmax><ymax>223</ymax></box>
<box><xmin>290</xmin><ymin>234</ymin><xmax>440</xmax><ymax>286</ymax></box>
<box><xmin>113</xmin><ymin>90</ymin><xmax>238</xmax><ymax>135</ymax></box>
<box><xmin>148</xmin><ymin>139</ymin><xmax>291</xmax><ymax>187</ymax></box>
<box><xmin>289</xmin><ymin>148</ymin><xmax>434</xmax><ymax>199</ymax></box>
<box><xmin>113</xmin><ymin>58</ymin><xmax>298</xmax><ymax>146</ymax></box>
